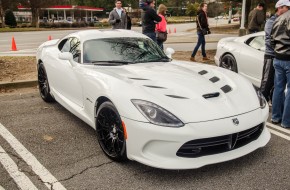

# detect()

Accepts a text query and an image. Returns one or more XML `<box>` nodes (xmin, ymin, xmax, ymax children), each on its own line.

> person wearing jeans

<box><xmin>190</xmin><ymin>3</ymin><xmax>210</xmax><ymax>62</ymax></box>
<box><xmin>272</xmin><ymin>60</ymin><xmax>290</xmax><ymax>128</ymax></box>
<box><xmin>270</xmin><ymin>1</ymin><xmax>290</xmax><ymax>128</ymax></box>
<box><xmin>191</xmin><ymin>31</ymin><xmax>206</xmax><ymax>59</ymax></box>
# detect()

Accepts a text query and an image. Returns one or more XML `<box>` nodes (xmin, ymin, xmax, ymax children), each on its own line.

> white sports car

<box><xmin>37</xmin><ymin>30</ymin><xmax>270</xmax><ymax>169</ymax></box>
<box><xmin>215</xmin><ymin>32</ymin><xmax>265</xmax><ymax>87</ymax></box>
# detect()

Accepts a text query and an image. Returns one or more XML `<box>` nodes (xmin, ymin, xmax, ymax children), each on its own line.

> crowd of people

<box><xmin>108</xmin><ymin>0</ymin><xmax>290</xmax><ymax>129</ymax></box>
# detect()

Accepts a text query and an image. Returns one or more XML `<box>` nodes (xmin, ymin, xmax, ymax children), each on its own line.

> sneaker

<box><xmin>202</xmin><ymin>57</ymin><xmax>210</xmax><ymax>61</ymax></box>
<box><xmin>271</xmin><ymin>119</ymin><xmax>281</xmax><ymax>125</ymax></box>
<box><xmin>190</xmin><ymin>57</ymin><xmax>196</xmax><ymax>62</ymax></box>
<box><xmin>281</xmin><ymin>124</ymin><xmax>290</xmax><ymax>129</ymax></box>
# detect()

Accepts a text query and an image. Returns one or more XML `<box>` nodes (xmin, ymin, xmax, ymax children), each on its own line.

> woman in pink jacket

<box><xmin>155</xmin><ymin>4</ymin><xmax>167</xmax><ymax>49</ymax></box>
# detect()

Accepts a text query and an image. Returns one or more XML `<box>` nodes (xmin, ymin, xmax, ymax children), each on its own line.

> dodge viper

<box><xmin>37</xmin><ymin>29</ymin><xmax>270</xmax><ymax>169</ymax></box>
<box><xmin>215</xmin><ymin>32</ymin><xmax>265</xmax><ymax>87</ymax></box>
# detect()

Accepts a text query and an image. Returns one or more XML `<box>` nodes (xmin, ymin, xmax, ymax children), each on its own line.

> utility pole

<box><xmin>239</xmin><ymin>0</ymin><xmax>247</xmax><ymax>36</ymax></box>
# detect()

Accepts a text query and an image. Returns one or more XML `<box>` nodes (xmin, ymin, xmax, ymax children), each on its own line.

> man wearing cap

<box><xmin>109</xmin><ymin>0</ymin><xmax>127</xmax><ymax>29</ymax></box>
<box><xmin>248</xmin><ymin>2</ymin><xmax>265</xmax><ymax>34</ymax></box>
<box><xmin>270</xmin><ymin>0</ymin><xmax>290</xmax><ymax>128</ymax></box>
<box><xmin>260</xmin><ymin>0</ymin><xmax>290</xmax><ymax>104</ymax></box>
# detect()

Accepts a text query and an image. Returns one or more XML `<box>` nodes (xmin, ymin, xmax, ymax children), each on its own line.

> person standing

<box><xmin>155</xmin><ymin>4</ymin><xmax>167</xmax><ymax>49</ymax></box>
<box><xmin>124</xmin><ymin>9</ymin><xmax>132</xmax><ymax>30</ymax></box>
<box><xmin>260</xmin><ymin>1</ymin><xmax>289</xmax><ymax>104</ymax></box>
<box><xmin>248</xmin><ymin>2</ymin><xmax>265</xmax><ymax>34</ymax></box>
<box><xmin>190</xmin><ymin>3</ymin><xmax>210</xmax><ymax>62</ymax></box>
<box><xmin>270</xmin><ymin>0</ymin><xmax>290</xmax><ymax>128</ymax></box>
<box><xmin>108</xmin><ymin>0</ymin><xmax>127</xmax><ymax>29</ymax></box>
<box><xmin>142</xmin><ymin>0</ymin><xmax>161</xmax><ymax>42</ymax></box>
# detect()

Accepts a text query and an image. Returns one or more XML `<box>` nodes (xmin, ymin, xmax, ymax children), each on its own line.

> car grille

<box><xmin>176</xmin><ymin>123</ymin><xmax>264</xmax><ymax>158</ymax></box>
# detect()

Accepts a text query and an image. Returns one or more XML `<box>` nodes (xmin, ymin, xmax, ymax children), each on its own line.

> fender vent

<box><xmin>129</xmin><ymin>77</ymin><xmax>149</xmax><ymax>80</ymax></box>
<box><xmin>198</xmin><ymin>70</ymin><xmax>208</xmax><ymax>75</ymax></box>
<box><xmin>144</xmin><ymin>85</ymin><xmax>166</xmax><ymax>89</ymax></box>
<box><xmin>203</xmin><ymin>92</ymin><xmax>220</xmax><ymax>99</ymax></box>
<box><xmin>209</xmin><ymin>77</ymin><xmax>220</xmax><ymax>83</ymax></box>
<box><xmin>221</xmin><ymin>85</ymin><xmax>232</xmax><ymax>93</ymax></box>
<box><xmin>166</xmin><ymin>95</ymin><xmax>189</xmax><ymax>99</ymax></box>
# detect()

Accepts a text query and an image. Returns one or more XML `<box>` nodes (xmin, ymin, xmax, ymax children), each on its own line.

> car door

<box><xmin>237</xmin><ymin>35</ymin><xmax>265</xmax><ymax>85</ymax></box>
<box><xmin>53</xmin><ymin>37</ymin><xmax>84</xmax><ymax>107</ymax></box>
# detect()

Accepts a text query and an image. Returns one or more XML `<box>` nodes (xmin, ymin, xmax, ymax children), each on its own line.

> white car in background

<box><xmin>36</xmin><ymin>30</ymin><xmax>270</xmax><ymax>169</ymax></box>
<box><xmin>215</xmin><ymin>32</ymin><xmax>265</xmax><ymax>87</ymax></box>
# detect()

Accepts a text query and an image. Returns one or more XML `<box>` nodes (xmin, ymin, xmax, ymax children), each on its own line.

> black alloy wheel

<box><xmin>38</xmin><ymin>63</ymin><xmax>55</xmax><ymax>102</ymax></box>
<box><xmin>96</xmin><ymin>101</ymin><xmax>127</xmax><ymax>162</ymax></box>
<box><xmin>220</xmin><ymin>54</ymin><xmax>238</xmax><ymax>73</ymax></box>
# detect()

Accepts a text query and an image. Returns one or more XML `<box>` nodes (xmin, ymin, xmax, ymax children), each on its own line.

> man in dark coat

<box><xmin>142</xmin><ymin>0</ymin><xmax>161</xmax><ymax>42</ymax></box>
<box><xmin>248</xmin><ymin>2</ymin><xmax>265</xmax><ymax>34</ymax></box>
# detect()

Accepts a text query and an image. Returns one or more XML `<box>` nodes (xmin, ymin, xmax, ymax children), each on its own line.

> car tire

<box><xmin>96</xmin><ymin>101</ymin><xmax>128</xmax><ymax>162</ymax></box>
<box><xmin>220</xmin><ymin>54</ymin><xmax>238</xmax><ymax>73</ymax></box>
<box><xmin>38</xmin><ymin>62</ymin><xmax>55</xmax><ymax>102</ymax></box>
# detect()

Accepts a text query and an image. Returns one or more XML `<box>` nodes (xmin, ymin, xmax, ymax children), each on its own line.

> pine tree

<box><xmin>4</xmin><ymin>9</ymin><xmax>17</xmax><ymax>28</ymax></box>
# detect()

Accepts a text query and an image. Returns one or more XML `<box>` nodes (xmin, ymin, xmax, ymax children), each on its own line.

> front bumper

<box><xmin>214</xmin><ymin>55</ymin><xmax>220</xmax><ymax>66</ymax></box>
<box><xmin>122</xmin><ymin>107</ymin><xmax>270</xmax><ymax>169</ymax></box>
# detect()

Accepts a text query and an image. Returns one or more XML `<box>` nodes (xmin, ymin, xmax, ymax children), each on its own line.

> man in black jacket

<box><xmin>190</xmin><ymin>3</ymin><xmax>210</xmax><ymax>62</ymax></box>
<box><xmin>142</xmin><ymin>0</ymin><xmax>161</xmax><ymax>42</ymax></box>
<box><xmin>270</xmin><ymin>0</ymin><xmax>290</xmax><ymax>128</ymax></box>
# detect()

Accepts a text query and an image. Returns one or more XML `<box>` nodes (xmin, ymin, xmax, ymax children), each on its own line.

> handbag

<box><xmin>156</xmin><ymin>31</ymin><xmax>167</xmax><ymax>42</ymax></box>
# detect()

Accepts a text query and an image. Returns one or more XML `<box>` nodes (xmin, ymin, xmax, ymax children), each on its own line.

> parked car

<box><xmin>37</xmin><ymin>30</ymin><xmax>270</xmax><ymax>169</ymax></box>
<box><xmin>215</xmin><ymin>32</ymin><xmax>265</xmax><ymax>87</ymax></box>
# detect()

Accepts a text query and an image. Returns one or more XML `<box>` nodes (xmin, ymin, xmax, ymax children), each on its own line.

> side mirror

<box><xmin>165</xmin><ymin>48</ymin><xmax>175</xmax><ymax>59</ymax></box>
<box><xmin>58</xmin><ymin>52</ymin><xmax>73</xmax><ymax>61</ymax></box>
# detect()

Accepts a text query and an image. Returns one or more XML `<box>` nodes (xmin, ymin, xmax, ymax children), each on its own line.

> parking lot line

<box><xmin>268</xmin><ymin>128</ymin><xmax>290</xmax><ymax>141</ymax></box>
<box><xmin>0</xmin><ymin>123</ymin><xmax>66</xmax><ymax>190</ymax></box>
<box><xmin>0</xmin><ymin>145</ymin><xmax>38</xmax><ymax>190</ymax></box>
<box><xmin>266</xmin><ymin>122</ymin><xmax>290</xmax><ymax>135</ymax></box>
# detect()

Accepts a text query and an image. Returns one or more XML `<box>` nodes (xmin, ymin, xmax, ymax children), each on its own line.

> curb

<box><xmin>0</xmin><ymin>80</ymin><xmax>38</xmax><ymax>90</ymax></box>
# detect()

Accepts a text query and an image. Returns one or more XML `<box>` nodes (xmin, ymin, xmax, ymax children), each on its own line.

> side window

<box><xmin>58</xmin><ymin>38</ymin><xmax>71</xmax><ymax>52</ymax></box>
<box><xmin>247</xmin><ymin>36</ymin><xmax>265</xmax><ymax>51</ymax></box>
<box><xmin>70</xmin><ymin>38</ymin><xmax>81</xmax><ymax>63</ymax></box>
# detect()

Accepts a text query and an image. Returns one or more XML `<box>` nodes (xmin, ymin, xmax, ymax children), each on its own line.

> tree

<box><xmin>0</xmin><ymin>0</ymin><xmax>18</xmax><ymax>28</ymax></box>
<box><xmin>186</xmin><ymin>2</ymin><xmax>199</xmax><ymax>18</ymax></box>
<box><xmin>5</xmin><ymin>9</ymin><xmax>17</xmax><ymax>27</ymax></box>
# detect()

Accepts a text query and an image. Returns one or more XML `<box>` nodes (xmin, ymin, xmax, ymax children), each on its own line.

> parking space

<box><xmin>0</xmin><ymin>92</ymin><xmax>290</xmax><ymax>189</ymax></box>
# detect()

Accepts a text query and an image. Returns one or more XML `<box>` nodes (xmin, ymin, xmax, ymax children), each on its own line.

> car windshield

<box><xmin>83</xmin><ymin>37</ymin><xmax>170</xmax><ymax>64</ymax></box>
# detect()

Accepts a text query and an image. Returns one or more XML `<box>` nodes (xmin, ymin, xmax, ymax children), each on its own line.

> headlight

<box><xmin>253</xmin><ymin>85</ymin><xmax>267</xmax><ymax>109</ymax></box>
<box><xmin>131</xmin><ymin>99</ymin><xmax>184</xmax><ymax>127</ymax></box>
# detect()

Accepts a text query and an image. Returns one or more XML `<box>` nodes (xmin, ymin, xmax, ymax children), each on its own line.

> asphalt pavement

<box><xmin>0</xmin><ymin>92</ymin><xmax>290</xmax><ymax>189</ymax></box>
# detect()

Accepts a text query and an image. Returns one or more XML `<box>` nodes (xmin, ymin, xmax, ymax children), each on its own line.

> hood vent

<box><xmin>221</xmin><ymin>85</ymin><xmax>232</xmax><ymax>93</ymax></box>
<box><xmin>198</xmin><ymin>70</ymin><xmax>208</xmax><ymax>75</ymax></box>
<box><xmin>203</xmin><ymin>92</ymin><xmax>220</xmax><ymax>99</ymax></box>
<box><xmin>144</xmin><ymin>85</ymin><xmax>166</xmax><ymax>89</ymax></box>
<box><xmin>166</xmin><ymin>95</ymin><xmax>189</xmax><ymax>99</ymax></box>
<box><xmin>129</xmin><ymin>77</ymin><xmax>149</xmax><ymax>80</ymax></box>
<box><xmin>209</xmin><ymin>77</ymin><xmax>220</xmax><ymax>83</ymax></box>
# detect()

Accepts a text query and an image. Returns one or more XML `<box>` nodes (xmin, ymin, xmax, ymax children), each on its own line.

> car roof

<box><xmin>66</xmin><ymin>29</ymin><xmax>148</xmax><ymax>41</ymax></box>
<box><xmin>235</xmin><ymin>31</ymin><xmax>265</xmax><ymax>43</ymax></box>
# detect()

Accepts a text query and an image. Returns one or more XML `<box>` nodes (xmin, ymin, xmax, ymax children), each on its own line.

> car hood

<box><xmin>88</xmin><ymin>61</ymin><xmax>261</xmax><ymax>123</ymax></box>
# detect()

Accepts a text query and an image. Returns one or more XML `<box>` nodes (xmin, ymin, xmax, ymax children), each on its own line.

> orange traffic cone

<box><xmin>11</xmin><ymin>36</ymin><xmax>17</xmax><ymax>51</ymax></box>
<box><xmin>168</xmin><ymin>28</ymin><xmax>171</xmax><ymax>34</ymax></box>
<box><xmin>48</xmin><ymin>35</ymin><xmax>52</xmax><ymax>40</ymax></box>
<box><xmin>174</xmin><ymin>28</ymin><xmax>176</xmax><ymax>33</ymax></box>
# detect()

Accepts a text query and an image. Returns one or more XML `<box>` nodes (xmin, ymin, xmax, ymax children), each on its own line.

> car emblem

<box><xmin>232</xmin><ymin>118</ymin><xmax>239</xmax><ymax>126</ymax></box>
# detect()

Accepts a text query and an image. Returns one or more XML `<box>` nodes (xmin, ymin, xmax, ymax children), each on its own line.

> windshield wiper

<box><xmin>92</xmin><ymin>60</ymin><xmax>134</xmax><ymax>65</ymax></box>
<box><xmin>145</xmin><ymin>57</ymin><xmax>171</xmax><ymax>62</ymax></box>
